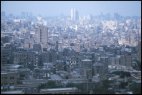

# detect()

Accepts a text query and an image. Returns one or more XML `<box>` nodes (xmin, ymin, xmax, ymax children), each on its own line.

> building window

<box><xmin>3</xmin><ymin>77</ymin><xmax>7</xmax><ymax>80</ymax></box>
<box><xmin>10</xmin><ymin>76</ymin><xmax>14</xmax><ymax>79</ymax></box>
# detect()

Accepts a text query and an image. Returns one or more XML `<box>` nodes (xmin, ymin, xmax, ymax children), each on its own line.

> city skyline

<box><xmin>1</xmin><ymin>1</ymin><xmax>141</xmax><ymax>17</ymax></box>
<box><xmin>1</xmin><ymin>1</ymin><xmax>141</xmax><ymax>94</ymax></box>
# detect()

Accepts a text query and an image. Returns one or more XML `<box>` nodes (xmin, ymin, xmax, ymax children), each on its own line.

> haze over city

<box><xmin>1</xmin><ymin>1</ymin><xmax>141</xmax><ymax>94</ymax></box>
<box><xmin>1</xmin><ymin>1</ymin><xmax>141</xmax><ymax>17</ymax></box>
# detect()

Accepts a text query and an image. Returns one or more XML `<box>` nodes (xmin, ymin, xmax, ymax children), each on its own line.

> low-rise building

<box><xmin>40</xmin><ymin>87</ymin><xmax>79</xmax><ymax>94</ymax></box>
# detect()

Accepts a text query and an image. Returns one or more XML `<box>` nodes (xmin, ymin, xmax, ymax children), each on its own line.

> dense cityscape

<box><xmin>1</xmin><ymin>1</ymin><xmax>141</xmax><ymax>94</ymax></box>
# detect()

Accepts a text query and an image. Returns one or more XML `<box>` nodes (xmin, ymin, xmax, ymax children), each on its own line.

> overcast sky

<box><xmin>1</xmin><ymin>1</ymin><xmax>141</xmax><ymax>17</ymax></box>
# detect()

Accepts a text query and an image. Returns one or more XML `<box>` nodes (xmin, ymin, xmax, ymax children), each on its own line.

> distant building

<box><xmin>115</xmin><ymin>55</ymin><xmax>121</xmax><ymax>65</ymax></box>
<box><xmin>93</xmin><ymin>62</ymin><xmax>108</xmax><ymax>80</ymax></box>
<box><xmin>80</xmin><ymin>59</ymin><xmax>93</xmax><ymax>79</ymax></box>
<box><xmin>27</xmin><ymin>51</ymin><xmax>39</xmax><ymax>67</ymax></box>
<box><xmin>1</xmin><ymin>64</ymin><xmax>31</xmax><ymax>88</ymax></box>
<box><xmin>1</xmin><ymin>43</ymin><xmax>14</xmax><ymax>65</ymax></box>
<box><xmin>41</xmin><ymin>52</ymin><xmax>49</xmax><ymax>63</ymax></box>
<box><xmin>137</xmin><ymin>41</ymin><xmax>141</xmax><ymax>62</ymax></box>
<box><xmin>33</xmin><ymin>44</ymin><xmax>42</xmax><ymax>52</ymax></box>
<box><xmin>120</xmin><ymin>55</ymin><xmax>125</xmax><ymax>66</ymax></box>
<box><xmin>40</xmin><ymin>87</ymin><xmax>79</xmax><ymax>94</ymax></box>
<box><xmin>1</xmin><ymin>90</ymin><xmax>24</xmax><ymax>94</ymax></box>
<box><xmin>110</xmin><ymin>57</ymin><xmax>116</xmax><ymax>65</ymax></box>
<box><xmin>35</xmin><ymin>24</ymin><xmax>48</xmax><ymax>50</ymax></box>
<box><xmin>99</xmin><ymin>56</ymin><xmax>109</xmax><ymax>73</ymax></box>
<box><xmin>1</xmin><ymin>71</ymin><xmax>20</xmax><ymax>89</ymax></box>
<box><xmin>119</xmin><ymin>53</ymin><xmax>132</xmax><ymax>68</ymax></box>
<box><xmin>70</xmin><ymin>8</ymin><xmax>79</xmax><ymax>21</ymax></box>
<box><xmin>93</xmin><ymin>63</ymin><xmax>103</xmax><ymax>76</ymax></box>
<box><xmin>13</xmin><ymin>49</ymin><xmax>39</xmax><ymax>68</ymax></box>
<box><xmin>13</xmin><ymin>51</ymin><xmax>27</xmax><ymax>65</ymax></box>
<box><xmin>55</xmin><ymin>60</ymin><xmax>65</xmax><ymax>71</ymax></box>
<box><xmin>125</xmin><ymin>54</ymin><xmax>132</xmax><ymax>68</ymax></box>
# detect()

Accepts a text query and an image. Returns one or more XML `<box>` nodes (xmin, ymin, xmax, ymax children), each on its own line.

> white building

<box><xmin>70</xmin><ymin>8</ymin><xmax>79</xmax><ymax>21</ymax></box>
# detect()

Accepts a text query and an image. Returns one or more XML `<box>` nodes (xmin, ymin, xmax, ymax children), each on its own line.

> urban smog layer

<box><xmin>1</xmin><ymin>1</ymin><xmax>141</xmax><ymax>94</ymax></box>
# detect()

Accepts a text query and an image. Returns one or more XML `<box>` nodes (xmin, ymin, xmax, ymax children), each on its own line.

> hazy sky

<box><xmin>1</xmin><ymin>1</ymin><xmax>141</xmax><ymax>17</ymax></box>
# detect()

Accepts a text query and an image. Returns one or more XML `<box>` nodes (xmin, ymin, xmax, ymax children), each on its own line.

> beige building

<box><xmin>35</xmin><ymin>24</ymin><xmax>48</xmax><ymax>49</ymax></box>
<box><xmin>1</xmin><ymin>71</ymin><xmax>19</xmax><ymax>86</ymax></box>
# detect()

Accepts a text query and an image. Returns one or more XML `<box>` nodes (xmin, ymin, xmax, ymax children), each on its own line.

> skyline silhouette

<box><xmin>1</xmin><ymin>1</ymin><xmax>141</xmax><ymax>17</ymax></box>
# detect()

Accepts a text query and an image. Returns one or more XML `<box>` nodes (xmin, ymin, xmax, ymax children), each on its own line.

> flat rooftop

<box><xmin>1</xmin><ymin>90</ymin><xmax>24</xmax><ymax>94</ymax></box>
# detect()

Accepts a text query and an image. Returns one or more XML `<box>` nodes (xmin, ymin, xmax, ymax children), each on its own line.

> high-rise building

<box><xmin>36</xmin><ymin>24</ymin><xmax>48</xmax><ymax>49</ymax></box>
<box><xmin>120</xmin><ymin>53</ymin><xmax>132</xmax><ymax>68</ymax></box>
<box><xmin>93</xmin><ymin>62</ymin><xmax>103</xmax><ymax>76</ymax></box>
<box><xmin>1</xmin><ymin>72</ymin><xmax>19</xmax><ymax>87</ymax></box>
<box><xmin>125</xmin><ymin>54</ymin><xmax>132</xmax><ymax>68</ymax></box>
<box><xmin>70</xmin><ymin>8</ymin><xmax>79</xmax><ymax>21</ymax></box>
<box><xmin>93</xmin><ymin>62</ymin><xmax>108</xmax><ymax>80</ymax></box>
<box><xmin>1</xmin><ymin>43</ymin><xmax>14</xmax><ymax>65</ymax></box>
<box><xmin>13</xmin><ymin>50</ymin><xmax>39</xmax><ymax>68</ymax></box>
<box><xmin>137</xmin><ymin>41</ymin><xmax>141</xmax><ymax>63</ymax></box>
<box><xmin>80</xmin><ymin>59</ymin><xmax>93</xmax><ymax>79</ymax></box>
<box><xmin>33</xmin><ymin>44</ymin><xmax>42</xmax><ymax>52</ymax></box>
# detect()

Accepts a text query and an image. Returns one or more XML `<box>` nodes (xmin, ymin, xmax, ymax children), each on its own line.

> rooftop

<box><xmin>1</xmin><ymin>90</ymin><xmax>24</xmax><ymax>94</ymax></box>
<box><xmin>40</xmin><ymin>87</ymin><xmax>78</xmax><ymax>92</ymax></box>
<box><xmin>82</xmin><ymin>59</ymin><xmax>92</xmax><ymax>62</ymax></box>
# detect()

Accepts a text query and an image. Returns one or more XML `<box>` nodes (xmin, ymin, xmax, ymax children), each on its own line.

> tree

<box><xmin>38</xmin><ymin>80</ymin><xmax>62</xmax><ymax>89</ymax></box>
<box><xmin>129</xmin><ymin>82</ymin><xmax>141</xmax><ymax>94</ymax></box>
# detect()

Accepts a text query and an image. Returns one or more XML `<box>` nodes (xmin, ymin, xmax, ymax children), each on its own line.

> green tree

<box><xmin>129</xmin><ymin>82</ymin><xmax>141</xmax><ymax>94</ymax></box>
